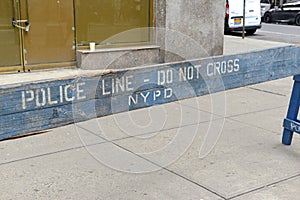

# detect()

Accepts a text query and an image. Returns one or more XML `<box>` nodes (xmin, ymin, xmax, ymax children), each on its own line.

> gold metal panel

<box><xmin>0</xmin><ymin>0</ymin><xmax>153</xmax><ymax>73</ymax></box>
<box><xmin>23</xmin><ymin>0</ymin><xmax>75</xmax><ymax>71</ymax></box>
<box><xmin>0</xmin><ymin>0</ymin><xmax>22</xmax><ymax>72</ymax></box>
<box><xmin>75</xmin><ymin>0</ymin><xmax>152</xmax><ymax>46</ymax></box>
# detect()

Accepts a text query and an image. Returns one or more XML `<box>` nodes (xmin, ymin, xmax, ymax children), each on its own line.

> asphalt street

<box><xmin>229</xmin><ymin>22</ymin><xmax>300</xmax><ymax>44</ymax></box>
<box><xmin>254</xmin><ymin>23</ymin><xmax>300</xmax><ymax>44</ymax></box>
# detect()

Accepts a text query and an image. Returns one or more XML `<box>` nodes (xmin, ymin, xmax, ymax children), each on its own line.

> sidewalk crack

<box><xmin>247</xmin><ymin>87</ymin><xmax>287</xmax><ymax>97</ymax></box>
<box><xmin>227</xmin><ymin>173</ymin><xmax>300</xmax><ymax>200</ymax></box>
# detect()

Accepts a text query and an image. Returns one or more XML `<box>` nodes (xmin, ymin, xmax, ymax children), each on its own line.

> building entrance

<box><xmin>0</xmin><ymin>0</ymin><xmax>75</xmax><ymax>72</ymax></box>
<box><xmin>0</xmin><ymin>0</ymin><xmax>152</xmax><ymax>73</ymax></box>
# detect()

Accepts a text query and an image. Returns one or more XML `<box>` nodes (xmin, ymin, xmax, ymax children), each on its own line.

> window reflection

<box><xmin>75</xmin><ymin>0</ymin><xmax>151</xmax><ymax>46</ymax></box>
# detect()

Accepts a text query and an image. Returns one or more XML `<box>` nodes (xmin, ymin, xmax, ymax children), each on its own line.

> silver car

<box><xmin>261</xmin><ymin>0</ymin><xmax>272</xmax><ymax>17</ymax></box>
<box><xmin>264</xmin><ymin>1</ymin><xmax>300</xmax><ymax>25</ymax></box>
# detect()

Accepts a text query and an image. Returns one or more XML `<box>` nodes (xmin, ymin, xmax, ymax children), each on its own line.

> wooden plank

<box><xmin>0</xmin><ymin>45</ymin><xmax>299</xmax><ymax>139</ymax></box>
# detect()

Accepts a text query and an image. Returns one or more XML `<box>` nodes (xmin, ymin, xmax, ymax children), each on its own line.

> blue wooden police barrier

<box><xmin>283</xmin><ymin>75</ymin><xmax>300</xmax><ymax>145</ymax></box>
<box><xmin>0</xmin><ymin>45</ymin><xmax>299</xmax><ymax>140</ymax></box>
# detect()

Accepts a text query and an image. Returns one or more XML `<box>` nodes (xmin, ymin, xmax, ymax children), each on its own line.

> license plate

<box><xmin>234</xmin><ymin>18</ymin><xmax>242</xmax><ymax>25</ymax></box>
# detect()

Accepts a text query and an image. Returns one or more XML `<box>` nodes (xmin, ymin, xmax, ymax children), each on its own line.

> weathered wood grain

<box><xmin>0</xmin><ymin>45</ymin><xmax>299</xmax><ymax>139</ymax></box>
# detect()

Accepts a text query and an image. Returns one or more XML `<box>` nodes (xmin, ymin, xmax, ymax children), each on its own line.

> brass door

<box><xmin>23</xmin><ymin>0</ymin><xmax>75</xmax><ymax>71</ymax></box>
<box><xmin>0</xmin><ymin>0</ymin><xmax>23</xmax><ymax>73</ymax></box>
<box><xmin>0</xmin><ymin>0</ymin><xmax>75</xmax><ymax>73</ymax></box>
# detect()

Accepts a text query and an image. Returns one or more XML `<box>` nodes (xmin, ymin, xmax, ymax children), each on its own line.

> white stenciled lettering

<box><xmin>140</xmin><ymin>92</ymin><xmax>150</xmax><ymax>103</ymax></box>
<box><xmin>128</xmin><ymin>88</ymin><xmax>173</xmax><ymax>106</ymax></box>
<box><xmin>36</xmin><ymin>88</ymin><xmax>47</xmax><ymax>107</ymax></box>
<box><xmin>102</xmin><ymin>79</ymin><xmax>111</xmax><ymax>96</ymax></box>
<box><xmin>111</xmin><ymin>77</ymin><xmax>115</xmax><ymax>94</ymax></box>
<box><xmin>158</xmin><ymin>69</ymin><xmax>173</xmax><ymax>85</ymax></box>
<box><xmin>102</xmin><ymin>76</ymin><xmax>134</xmax><ymax>96</ymax></box>
<box><xmin>187</xmin><ymin>66</ymin><xmax>194</xmax><ymax>80</ymax></box>
<box><xmin>126</xmin><ymin>75</ymin><xmax>134</xmax><ymax>91</ymax></box>
<box><xmin>77</xmin><ymin>82</ymin><xmax>86</xmax><ymax>100</ymax></box>
<box><xmin>164</xmin><ymin>88</ymin><xmax>173</xmax><ymax>99</ymax></box>
<box><xmin>154</xmin><ymin>90</ymin><xmax>161</xmax><ymax>101</ymax></box>
<box><xmin>129</xmin><ymin>94</ymin><xmax>138</xmax><ymax>105</ymax></box>
<box><xmin>158</xmin><ymin>70</ymin><xmax>166</xmax><ymax>85</ymax></box>
<box><xmin>214</xmin><ymin>62</ymin><xmax>221</xmax><ymax>75</ymax></box>
<box><xmin>195</xmin><ymin>65</ymin><xmax>202</xmax><ymax>79</ymax></box>
<box><xmin>206</xmin><ymin>58</ymin><xmax>240</xmax><ymax>77</ymax></box>
<box><xmin>234</xmin><ymin>59</ymin><xmax>240</xmax><ymax>72</ymax></box>
<box><xmin>290</xmin><ymin>122</ymin><xmax>300</xmax><ymax>132</ymax></box>
<box><xmin>22</xmin><ymin>90</ymin><xmax>34</xmax><ymax>109</ymax></box>
<box><xmin>21</xmin><ymin>82</ymin><xmax>86</xmax><ymax>110</ymax></box>
<box><xmin>48</xmin><ymin>88</ymin><xmax>58</xmax><ymax>105</ymax></box>
<box><xmin>64</xmin><ymin>85</ymin><xmax>75</xmax><ymax>102</ymax></box>
<box><xmin>179</xmin><ymin>66</ymin><xmax>194</xmax><ymax>81</ymax></box>
<box><xmin>166</xmin><ymin>70</ymin><xmax>173</xmax><ymax>84</ymax></box>
<box><xmin>227</xmin><ymin>60</ymin><xmax>234</xmax><ymax>73</ymax></box>
<box><xmin>115</xmin><ymin>77</ymin><xmax>125</xmax><ymax>93</ymax></box>
<box><xmin>207</xmin><ymin>63</ymin><xmax>214</xmax><ymax>77</ymax></box>
<box><xmin>179</xmin><ymin>68</ymin><xmax>187</xmax><ymax>81</ymax></box>
<box><xmin>221</xmin><ymin>61</ymin><xmax>227</xmax><ymax>74</ymax></box>
<box><xmin>59</xmin><ymin>85</ymin><xmax>64</xmax><ymax>103</ymax></box>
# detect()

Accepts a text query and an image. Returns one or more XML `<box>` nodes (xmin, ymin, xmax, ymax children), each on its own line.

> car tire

<box><xmin>295</xmin><ymin>15</ymin><xmax>300</xmax><ymax>26</ymax></box>
<box><xmin>224</xmin><ymin>29</ymin><xmax>231</xmax><ymax>35</ymax></box>
<box><xmin>264</xmin><ymin>13</ymin><xmax>272</xmax><ymax>23</ymax></box>
<box><xmin>246</xmin><ymin>29</ymin><xmax>257</xmax><ymax>35</ymax></box>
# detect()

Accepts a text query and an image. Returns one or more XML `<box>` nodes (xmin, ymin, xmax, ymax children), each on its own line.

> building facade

<box><xmin>0</xmin><ymin>0</ymin><xmax>224</xmax><ymax>73</ymax></box>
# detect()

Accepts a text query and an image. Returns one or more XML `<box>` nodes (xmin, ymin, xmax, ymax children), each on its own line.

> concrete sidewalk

<box><xmin>1</xmin><ymin>36</ymin><xmax>300</xmax><ymax>199</ymax></box>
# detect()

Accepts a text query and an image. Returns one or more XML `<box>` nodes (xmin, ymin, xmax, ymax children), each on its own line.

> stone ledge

<box><xmin>78</xmin><ymin>45</ymin><xmax>160</xmax><ymax>54</ymax></box>
<box><xmin>76</xmin><ymin>45</ymin><xmax>160</xmax><ymax>70</ymax></box>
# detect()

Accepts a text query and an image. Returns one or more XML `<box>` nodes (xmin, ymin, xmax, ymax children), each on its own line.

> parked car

<box><xmin>261</xmin><ymin>0</ymin><xmax>272</xmax><ymax>17</ymax></box>
<box><xmin>263</xmin><ymin>1</ymin><xmax>300</xmax><ymax>25</ymax></box>
<box><xmin>225</xmin><ymin>0</ymin><xmax>262</xmax><ymax>35</ymax></box>
<box><xmin>285</xmin><ymin>0</ymin><xmax>300</xmax><ymax>3</ymax></box>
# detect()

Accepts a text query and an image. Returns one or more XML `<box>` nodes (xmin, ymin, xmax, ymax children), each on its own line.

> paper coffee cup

<box><xmin>89</xmin><ymin>42</ymin><xmax>96</xmax><ymax>51</ymax></box>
